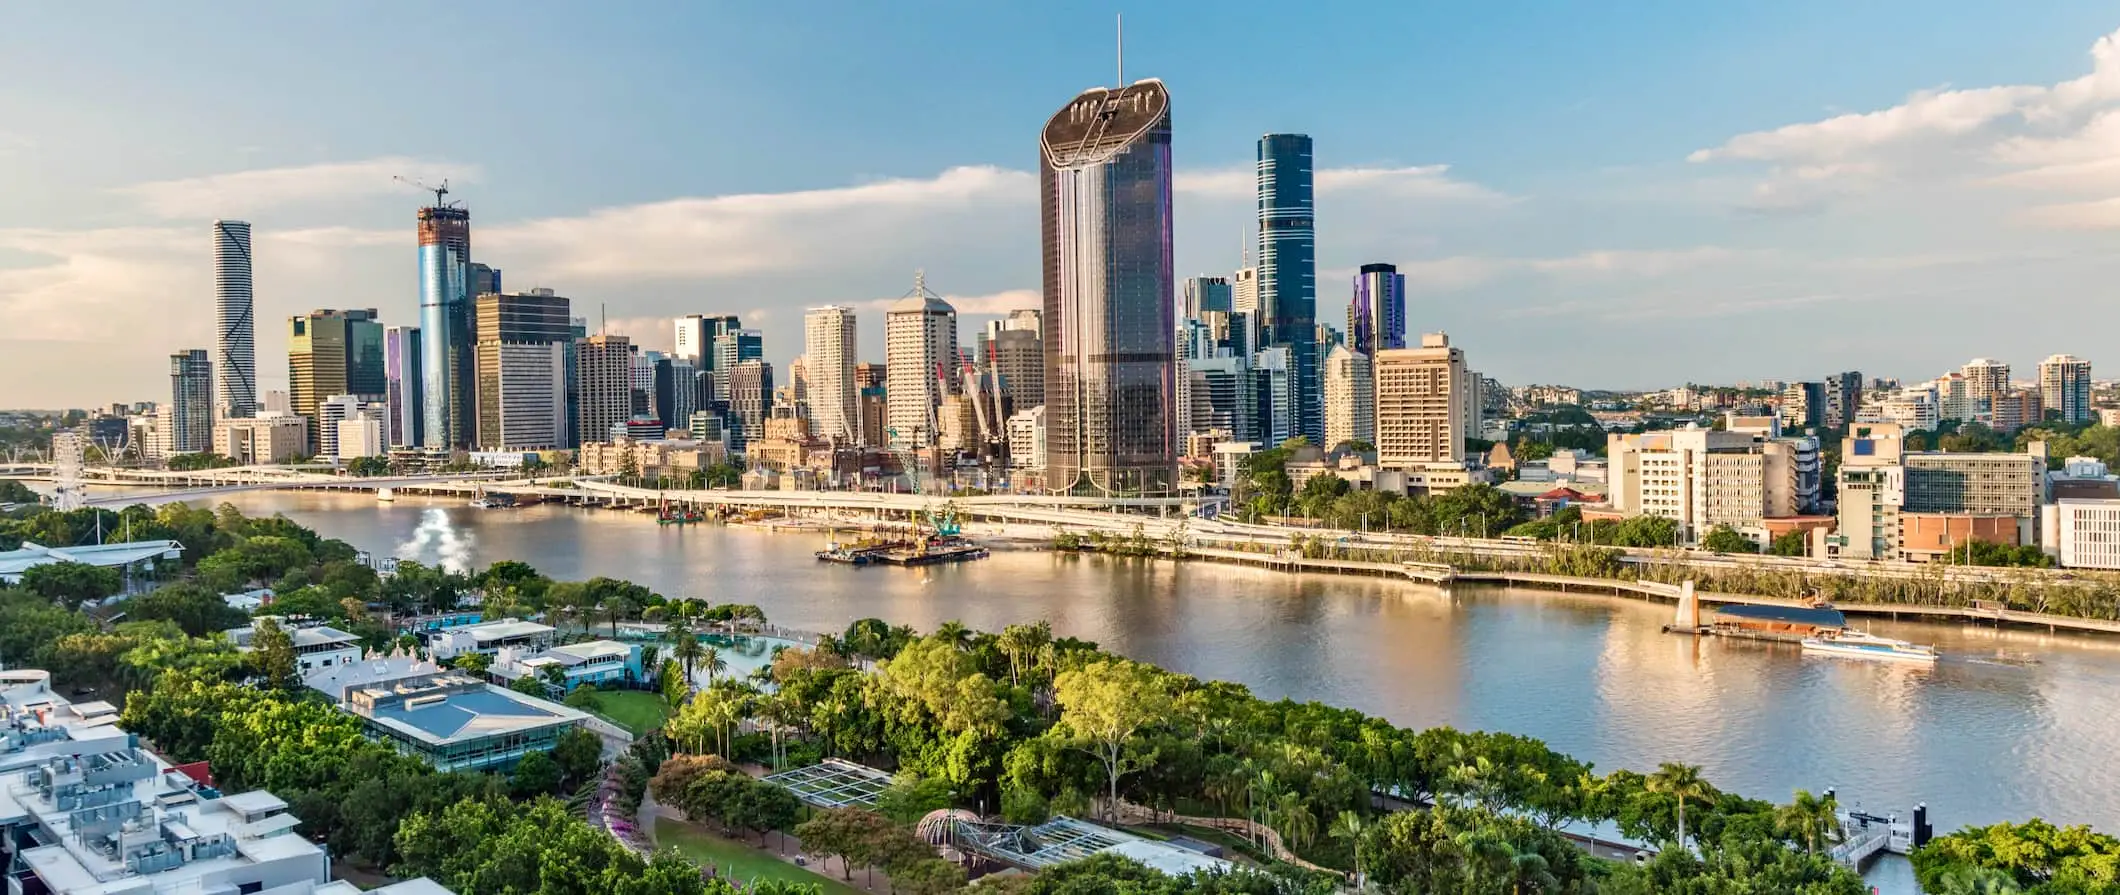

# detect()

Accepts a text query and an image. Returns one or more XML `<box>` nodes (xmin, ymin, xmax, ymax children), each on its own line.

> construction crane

<box><xmin>393</xmin><ymin>175</ymin><xmax>457</xmax><ymax>208</ymax></box>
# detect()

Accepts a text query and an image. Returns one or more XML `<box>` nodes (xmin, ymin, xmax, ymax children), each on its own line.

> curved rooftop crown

<box><xmin>1041</xmin><ymin>80</ymin><xmax>1169</xmax><ymax>169</ymax></box>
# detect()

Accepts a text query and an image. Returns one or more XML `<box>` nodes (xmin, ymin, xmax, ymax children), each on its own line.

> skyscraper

<box><xmin>804</xmin><ymin>306</ymin><xmax>859</xmax><ymax>443</ymax></box>
<box><xmin>212</xmin><ymin>220</ymin><xmax>255</xmax><ymax>421</ymax></box>
<box><xmin>288</xmin><ymin>309</ymin><xmax>383</xmax><ymax>453</ymax></box>
<box><xmin>727</xmin><ymin>360</ymin><xmax>774</xmax><ymax>452</ymax></box>
<box><xmin>1962</xmin><ymin>358</ymin><xmax>2011</xmax><ymax>412</ymax></box>
<box><xmin>1350</xmin><ymin>263</ymin><xmax>1407</xmax><ymax>354</ymax></box>
<box><xmin>2041</xmin><ymin>354</ymin><xmax>2093</xmax><ymax>424</ymax></box>
<box><xmin>886</xmin><ymin>276</ymin><xmax>958</xmax><ymax>448</ymax></box>
<box><xmin>1257</xmin><ymin>133</ymin><xmax>1318</xmax><ymax>442</ymax></box>
<box><xmin>383</xmin><ymin>326</ymin><xmax>422</xmax><ymax>448</ymax></box>
<box><xmin>417</xmin><ymin>204</ymin><xmax>472</xmax><ymax>449</ymax></box>
<box><xmin>674</xmin><ymin>314</ymin><xmax>740</xmax><ymax>368</ymax></box>
<box><xmin>168</xmin><ymin>349</ymin><xmax>213</xmax><ymax>455</ymax></box>
<box><xmin>1040</xmin><ymin>79</ymin><xmax>1176</xmax><ymax>494</ymax></box>
<box><xmin>474</xmin><ymin>290</ymin><xmax>571</xmax><ymax>450</ymax></box>
<box><xmin>991</xmin><ymin>328</ymin><xmax>1044</xmax><ymax>417</ymax></box>
<box><xmin>711</xmin><ymin>329</ymin><xmax>763</xmax><ymax>402</ymax></box>
<box><xmin>576</xmin><ymin>334</ymin><xmax>636</xmax><ymax>445</ymax></box>
<box><xmin>856</xmin><ymin>362</ymin><xmax>889</xmax><ymax>448</ymax></box>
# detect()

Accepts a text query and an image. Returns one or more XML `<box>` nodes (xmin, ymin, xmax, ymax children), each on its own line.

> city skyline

<box><xmin>9</xmin><ymin>5</ymin><xmax>2120</xmax><ymax>406</ymax></box>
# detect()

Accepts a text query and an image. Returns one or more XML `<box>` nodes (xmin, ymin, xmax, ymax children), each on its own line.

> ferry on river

<box><xmin>1801</xmin><ymin>629</ymin><xmax>1939</xmax><ymax>664</ymax></box>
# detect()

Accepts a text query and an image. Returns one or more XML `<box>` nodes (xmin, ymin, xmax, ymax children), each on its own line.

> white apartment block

<box><xmin>804</xmin><ymin>306</ymin><xmax>858</xmax><ymax>444</ymax></box>
<box><xmin>336</xmin><ymin>416</ymin><xmax>384</xmax><ymax>459</ymax></box>
<box><xmin>884</xmin><ymin>291</ymin><xmax>958</xmax><ymax>448</ymax></box>
<box><xmin>1007</xmin><ymin>405</ymin><xmax>1047</xmax><ymax>471</ymax></box>
<box><xmin>1322</xmin><ymin>344</ymin><xmax>1375</xmax><ymax>450</ymax></box>
<box><xmin>2043</xmin><ymin>499</ymin><xmax>2120</xmax><ymax>569</ymax></box>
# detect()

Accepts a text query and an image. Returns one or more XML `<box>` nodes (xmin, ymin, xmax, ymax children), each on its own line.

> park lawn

<box><xmin>592</xmin><ymin>690</ymin><xmax>671</xmax><ymax>735</ymax></box>
<box><xmin>654</xmin><ymin>818</ymin><xmax>865</xmax><ymax>895</ymax></box>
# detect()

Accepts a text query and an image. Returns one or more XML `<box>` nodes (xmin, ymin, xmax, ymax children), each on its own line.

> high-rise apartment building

<box><xmin>1349</xmin><ymin>263</ymin><xmax>1407</xmax><ymax>355</ymax></box>
<box><xmin>991</xmin><ymin>328</ymin><xmax>1044</xmax><ymax>417</ymax></box>
<box><xmin>474</xmin><ymin>290</ymin><xmax>571</xmax><ymax>450</ymax></box>
<box><xmin>167</xmin><ymin>349</ymin><xmax>213</xmax><ymax>455</ymax></box>
<box><xmin>804</xmin><ymin>306</ymin><xmax>858</xmax><ymax>443</ymax></box>
<box><xmin>1780</xmin><ymin>381</ymin><xmax>1825</xmax><ymax>431</ymax></box>
<box><xmin>1253</xmin><ymin>347</ymin><xmax>1295</xmax><ymax>446</ymax></box>
<box><xmin>2041</xmin><ymin>354</ymin><xmax>2093</xmax><ymax>424</ymax></box>
<box><xmin>1256</xmin><ymin>133</ymin><xmax>1319</xmax><ymax>443</ymax></box>
<box><xmin>383</xmin><ymin>326</ymin><xmax>422</xmax><ymax>448</ymax></box>
<box><xmin>1181</xmin><ymin>275</ymin><xmax>1233</xmax><ymax>319</ymax></box>
<box><xmin>1824</xmin><ymin>371</ymin><xmax>1863</xmax><ymax>430</ymax></box>
<box><xmin>710</xmin><ymin>330</ymin><xmax>763</xmax><ymax>402</ymax></box>
<box><xmin>1040</xmin><ymin>79</ymin><xmax>1177</xmax><ymax>493</ymax></box>
<box><xmin>1962</xmin><ymin>358</ymin><xmax>2011</xmax><ymax>413</ymax></box>
<box><xmin>727</xmin><ymin>360</ymin><xmax>774</xmax><ymax>452</ymax></box>
<box><xmin>886</xmin><ymin>279</ymin><xmax>958</xmax><ymax>448</ymax></box>
<box><xmin>288</xmin><ymin>309</ymin><xmax>383</xmax><ymax>452</ymax></box>
<box><xmin>576</xmin><ymin>334</ymin><xmax>635</xmax><ymax>445</ymax></box>
<box><xmin>316</xmin><ymin>395</ymin><xmax>363</xmax><ymax>458</ymax></box>
<box><xmin>1374</xmin><ymin>333</ymin><xmax>1467</xmax><ymax>468</ymax></box>
<box><xmin>1323</xmin><ymin>344</ymin><xmax>1373</xmax><ymax>451</ymax></box>
<box><xmin>417</xmin><ymin>204</ymin><xmax>473</xmax><ymax>448</ymax></box>
<box><xmin>212</xmin><ymin>220</ymin><xmax>255</xmax><ymax>421</ymax></box>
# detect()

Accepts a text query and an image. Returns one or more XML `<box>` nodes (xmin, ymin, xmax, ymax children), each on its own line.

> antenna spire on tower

<box><xmin>1116</xmin><ymin>13</ymin><xmax>1124</xmax><ymax>87</ymax></box>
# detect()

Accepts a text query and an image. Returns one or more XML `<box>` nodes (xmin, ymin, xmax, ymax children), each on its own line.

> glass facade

<box><xmin>1257</xmin><ymin>133</ymin><xmax>1317</xmax><ymax>443</ymax></box>
<box><xmin>418</xmin><ymin>206</ymin><xmax>472</xmax><ymax>449</ymax></box>
<box><xmin>1040</xmin><ymin>80</ymin><xmax>1176</xmax><ymax>494</ymax></box>
<box><xmin>1350</xmin><ymin>263</ymin><xmax>1406</xmax><ymax>355</ymax></box>
<box><xmin>384</xmin><ymin>326</ymin><xmax>423</xmax><ymax>448</ymax></box>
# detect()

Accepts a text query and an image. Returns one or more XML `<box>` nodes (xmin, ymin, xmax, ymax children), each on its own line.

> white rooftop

<box><xmin>464</xmin><ymin>620</ymin><xmax>556</xmax><ymax>642</ymax></box>
<box><xmin>0</xmin><ymin>540</ymin><xmax>183</xmax><ymax>582</ymax></box>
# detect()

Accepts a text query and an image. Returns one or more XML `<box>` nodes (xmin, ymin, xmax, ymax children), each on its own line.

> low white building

<box><xmin>1006</xmin><ymin>406</ymin><xmax>1046</xmax><ymax>472</ymax></box>
<box><xmin>224</xmin><ymin>621</ymin><xmax>364</xmax><ymax>673</ymax></box>
<box><xmin>337</xmin><ymin>416</ymin><xmax>384</xmax><ymax>460</ymax></box>
<box><xmin>2042</xmin><ymin>499</ymin><xmax>2120</xmax><ymax>569</ymax></box>
<box><xmin>428</xmin><ymin>619</ymin><xmax>557</xmax><ymax>661</ymax></box>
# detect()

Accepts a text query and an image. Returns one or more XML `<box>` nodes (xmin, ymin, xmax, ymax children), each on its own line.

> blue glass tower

<box><xmin>1257</xmin><ymin>133</ymin><xmax>1317</xmax><ymax>443</ymax></box>
<box><xmin>417</xmin><ymin>205</ymin><xmax>470</xmax><ymax>448</ymax></box>
<box><xmin>1350</xmin><ymin>263</ymin><xmax>1406</xmax><ymax>355</ymax></box>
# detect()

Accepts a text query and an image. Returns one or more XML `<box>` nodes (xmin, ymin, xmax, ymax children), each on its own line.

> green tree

<box><xmin>1701</xmin><ymin>525</ymin><xmax>1755</xmax><ymax>554</ymax></box>
<box><xmin>1769</xmin><ymin>530</ymin><xmax>1809</xmax><ymax>557</ymax></box>
<box><xmin>1647</xmin><ymin>762</ymin><xmax>1714</xmax><ymax>847</ymax></box>
<box><xmin>1052</xmin><ymin>659</ymin><xmax>1175</xmax><ymax>820</ymax></box>
<box><xmin>120</xmin><ymin>582</ymin><xmax>247</xmax><ymax>636</ymax></box>
<box><xmin>246</xmin><ymin>617</ymin><xmax>301</xmax><ymax>690</ymax></box>
<box><xmin>20</xmin><ymin>561</ymin><xmax>123</xmax><ymax>609</ymax></box>
<box><xmin>1913</xmin><ymin>818</ymin><xmax>2120</xmax><ymax>894</ymax></box>
<box><xmin>509</xmin><ymin>749</ymin><xmax>563</xmax><ymax>796</ymax></box>
<box><xmin>1776</xmin><ymin>789</ymin><xmax>1840</xmax><ymax>854</ymax></box>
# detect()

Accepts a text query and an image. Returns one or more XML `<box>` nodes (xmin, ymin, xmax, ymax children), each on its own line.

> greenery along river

<box><xmin>188</xmin><ymin>490</ymin><xmax>2120</xmax><ymax>844</ymax></box>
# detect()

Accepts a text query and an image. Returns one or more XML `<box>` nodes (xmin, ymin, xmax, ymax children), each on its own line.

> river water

<box><xmin>196</xmin><ymin>490</ymin><xmax>2120</xmax><ymax>886</ymax></box>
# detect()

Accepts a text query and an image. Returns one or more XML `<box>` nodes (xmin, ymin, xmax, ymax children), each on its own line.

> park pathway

<box><xmin>1114</xmin><ymin>801</ymin><xmax>1341</xmax><ymax>876</ymax></box>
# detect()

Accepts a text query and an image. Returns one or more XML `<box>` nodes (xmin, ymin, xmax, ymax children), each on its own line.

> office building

<box><xmin>212</xmin><ymin>219</ymin><xmax>256</xmax><ymax>421</ymax></box>
<box><xmin>1322</xmin><ymin>344</ymin><xmax>1372</xmax><ymax>451</ymax></box>
<box><xmin>167</xmin><ymin>349</ymin><xmax>213</xmax><ymax>454</ymax></box>
<box><xmin>886</xmin><ymin>276</ymin><xmax>958</xmax><ymax>448</ymax></box>
<box><xmin>416</xmin><ymin>204</ymin><xmax>472</xmax><ymax>449</ymax></box>
<box><xmin>1836</xmin><ymin>424</ymin><xmax>1907</xmax><ymax>560</ymax></box>
<box><xmin>212</xmin><ymin>413</ymin><xmax>307</xmax><ymax>464</ymax></box>
<box><xmin>991</xmin><ymin>327</ymin><xmax>1044</xmax><ymax>416</ymax></box>
<box><xmin>710</xmin><ymin>329</ymin><xmax>763</xmax><ymax>401</ymax></box>
<box><xmin>1780</xmin><ymin>381</ymin><xmax>1825</xmax><ymax>431</ymax></box>
<box><xmin>1375</xmin><ymin>333</ymin><xmax>1468</xmax><ymax>468</ymax></box>
<box><xmin>1256</xmin><ymin>133</ymin><xmax>1318</xmax><ymax>442</ymax></box>
<box><xmin>287</xmin><ymin>309</ymin><xmax>383</xmax><ymax>452</ymax></box>
<box><xmin>1904</xmin><ymin>450</ymin><xmax>2044</xmax><ymax>544</ymax></box>
<box><xmin>1607</xmin><ymin>427</ymin><xmax>1807</xmax><ymax>544</ymax></box>
<box><xmin>1181</xmin><ymin>275</ymin><xmax>1233</xmax><ymax>319</ymax></box>
<box><xmin>473</xmin><ymin>291</ymin><xmax>571</xmax><ymax>450</ymax></box>
<box><xmin>262</xmin><ymin>389</ymin><xmax>289</xmax><ymax>414</ymax></box>
<box><xmin>673</xmin><ymin>313</ymin><xmax>738</xmax><ymax>366</ymax></box>
<box><xmin>1871</xmin><ymin>387</ymin><xmax>1939</xmax><ymax>432</ymax></box>
<box><xmin>2041</xmin><ymin>354</ymin><xmax>2093</xmax><ymax>424</ymax></box>
<box><xmin>1991</xmin><ymin>389</ymin><xmax>2043</xmax><ymax>433</ymax></box>
<box><xmin>575</xmin><ymin>334</ymin><xmax>635</xmax><ymax>444</ymax></box>
<box><xmin>1253</xmin><ymin>346</ymin><xmax>1295</xmax><ymax>446</ymax></box>
<box><xmin>1188</xmin><ymin>355</ymin><xmax>1256</xmax><ymax>443</ymax></box>
<box><xmin>856</xmin><ymin>362</ymin><xmax>889</xmax><ymax>448</ymax></box>
<box><xmin>2043</xmin><ymin>499</ymin><xmax>2120</xmax><ymax>569</ymax></box>
<box><xmin>1040</xmin><ymin>78</ymin><xmax>1177</xmax><ymax>493</ymax></box>
<box><xmin>338</xmin><ymin>415</ymin><xmax>384</xmax><ymax>459</ymax></box>
<box><xmin>1824</xmin><ymin>371</ymin><xmax>1863</xmax><ymax>430</ymax></box>
<box><xmin>727</xmin><ymin>360</ymin><xmax>774</xmax><ymax>452</ymax></box>
<box><xmin>383</xmin><ymin>325</ymin><xmax>422</xmax><ymax>448</ymax></box>
<box><xmin>805</xmin><ymin>306</ymin><xmax>859</xmax><ymax>443</ymax></box>
<box><xmin>1231</xmin><ymin>266</ymin><xmax>1259</xmax><ymax>317</ymax></box>
<box><xmin>315</xmin><ymin>395</ymin><xmax>362</xmax><ymax>458</ymax></box>
<box><xmin>1349</xmin><ymin>263</ymin><xmax>1407</xmax><ymax>354</ymax></box>
<box><xmin>306</xmin><ymin>661</ymin><xmax>588</xmax><ymax>773</ymax></box>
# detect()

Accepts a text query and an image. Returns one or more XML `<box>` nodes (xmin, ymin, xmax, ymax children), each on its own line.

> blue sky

<box><xmin>6</xmin><ymin>2</ymin><xmax>2120</xmax><ymax>406</ymax></box>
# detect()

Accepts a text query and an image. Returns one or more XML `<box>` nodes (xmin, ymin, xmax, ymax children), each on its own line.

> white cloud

<box><xmin>112</xmin><ymin>156</ymin><xmax>479</xmax><ymax>218</ymax></box>
<box><xmin>0</xmin><ymin>228</ymin><xmax>194</xmax><ymax>342</ymax></box>
<box><xmin>1173</xmin><ymin>164</ymin><xmax>1508</xmax><ymax>203</ymax></box>
<box><xmin>1689</xmin><ymin>86</ymin><xmax>2039</xmax><ymax>163</ymax></box>
<box><xmin>483</xmin><ymin>165</ymin><xmax>1033</xmax><ymax>281</ymax></box>
<box><xmin>2016</xmin><ymin>196</ymin><xmax>2120</xmax><ymax>229</ymax></box>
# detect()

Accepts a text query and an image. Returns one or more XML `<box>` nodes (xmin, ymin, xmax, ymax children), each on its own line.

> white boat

<box><xmin>1802</xmin><ymin>629</ymin><xmax>1939</xmax><ymax>663</ymax></box>
<box><xmin>376</xmin><ymin>488</ymin><xmax>395</xmax><ymax>502</ymax></box>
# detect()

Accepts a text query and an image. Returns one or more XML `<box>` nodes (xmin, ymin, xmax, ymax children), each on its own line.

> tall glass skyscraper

<box><xmin>418</xmin><ymin>206</ymin><xmax>471</xmax><ymax>448</ymax></box>
<box><xmin>168</xmin><ymin>349</ymin><xmax>213</xmax><ymax>454</ymax></box>
<box><xmin>212</xmin><ymin>220</ymin><xmax>255</xmax><ymax>421</ymax></box>
<box><xmin>1040</xmin><ymin>79</ymin><xmax>1176</xmax><ymax>495</ymax></box>
<box><xmin>383</xmin><ymin>326</ymin><xmax>422</xmax><ymax>448</ymax></box>
<box><xmin>1256</xmin><ymin>134</ymin><xmax>1317</xmax><ymax>443</ymax></box>
<box><xmin>1349</xmin><ymin>263</ymin><xmax>1407</xmax><ymax>355</ymax></box>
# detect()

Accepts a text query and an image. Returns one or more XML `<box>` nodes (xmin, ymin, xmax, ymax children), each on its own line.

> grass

<box><xmin>592</xmin><ymin>690</ymin><xmax>672</xmax><ymax>735</ymax></box>
<box><xmin>654</xmin><ymin>817</ymin><xmax>865</xmax><ymax>895</ymax></box>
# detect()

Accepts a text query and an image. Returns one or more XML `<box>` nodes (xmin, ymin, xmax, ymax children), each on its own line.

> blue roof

<box><xmin>371</xmin><ymin>687</ymin><xmax>572</xmax><ymax>742</ymax></box>
<box><xmin>1713</xmin><ymin>603</ymin><xmax>1847</xmax><ymax>628</ymax></box>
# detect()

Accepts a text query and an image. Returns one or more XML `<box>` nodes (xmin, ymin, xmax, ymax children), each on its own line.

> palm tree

<box><xmin>670</xmin><ymin>634</ymin><xmax>705</xmax><ymax>689</ymax></box>
<box><xmin>1276</xmin><ymin>792</ymin><xmax>1317</xmax><ymax>853</ymax></box>
<box><xmin>1452</xmin><ymin>829</ymin><xmax>1514</xmax><ymax>893</ymax></box>
<box><xmin>700</xmin><ymin>646</ymin><xmax>728</xmax><ymax>686</ymax></box>
<box><xmin>935</xmin><ymin>620</ymin><xmax>972</xmax><ymax>651</ymax></box>
<box><xmin>1933</xmin><ymin>867</ymin><xmax>2025</xmax><ymax>895</ymax></box>
<box><xmin>1646</xmin><ymin>762</ymin><xmax>1713</xmax><ymax>847</ymax></box>
<box><xmin>1328</xmin><ymin>812</ymin><xmax>1369</xmax><ymax>890</ymax></box>
<box><xmin>1775</xmin><ymin>789</ymin><xmax>1840</xmax><ymax>854</ymax></box>
<box><xmin>815</xmin><ymin>633</ymin><xmax>845</xmax><ymax>658</ymax></box>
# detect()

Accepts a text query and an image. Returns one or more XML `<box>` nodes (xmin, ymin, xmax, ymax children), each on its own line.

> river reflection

<box><xmin>201</xmin><ymin>491</ymin><xmax>2120</xmax><ymax>844</ymax></box>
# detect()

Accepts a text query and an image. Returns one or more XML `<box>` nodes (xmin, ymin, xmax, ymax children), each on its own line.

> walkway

<box><xmin>642</xmin><ymin>785</ymin><xmax>897</xmax><ymax>893</ymax></box>
<box><xmin>1113</xmin><ymin>801</ymin><xmax>1339</xmax><ymax>876</ymax></box>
